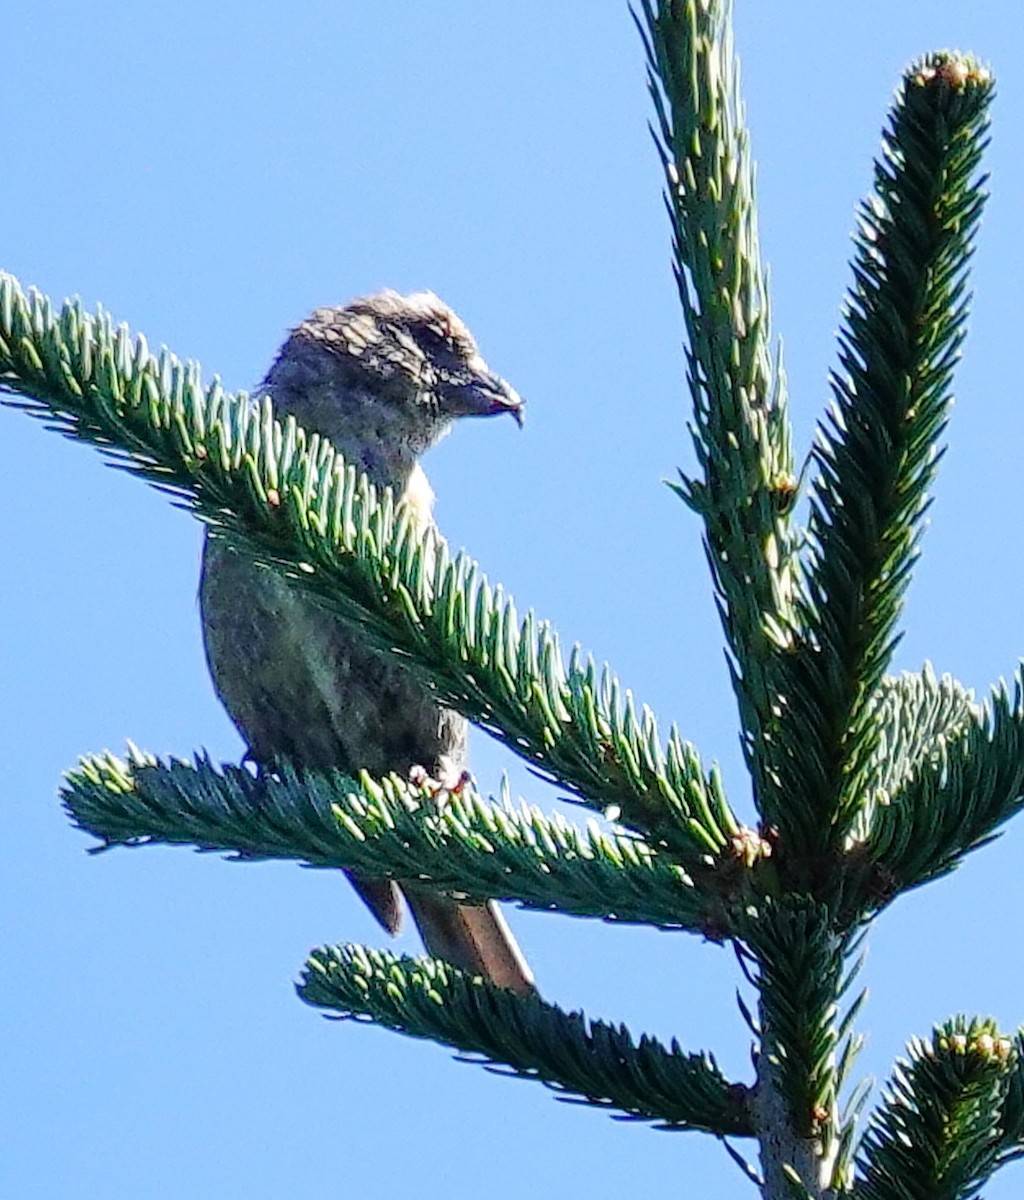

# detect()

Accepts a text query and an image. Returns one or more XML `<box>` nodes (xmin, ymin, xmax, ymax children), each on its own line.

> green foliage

<box><xmin>301</xmin><ymin>945</ymin><xmax>752</xmax><ymax>1136</ymax></box>
<box><xmin>853</xmin><ymin>1019</ymin><xmax>1018</xmax><ymax>1200</ymax></box>
<box><xmin>3</xmin><ymin>1</ymin><xmax>1020</xmax><ymax>1197</ymax></box>
<box><xmin>742</xmin><ymin>900</ymin><xmax>855</xmax><ymax>1144</ymax></box>
<box><xmin>638</xmin><ymin>0</ymin><xmax>801</xmax><ymax>817</ymax></box>
<box><xmin>845</xmin><ymin>672</ymin><xmax>1024</xmax><ymax>918</ymax></box>
<box><xmin>65</xmin><ymin>750</ymin><xmax>725</xmax><ymax>932</ymax></box>
<box><xmin>0</xmin><ymin>272</ymin><xmax>736</xmax><ymax>865</ymax></box>
<box><xmin>788</xmin><ymin>54</ymin><xmax>992</xmax><ymax>861</ymax></box>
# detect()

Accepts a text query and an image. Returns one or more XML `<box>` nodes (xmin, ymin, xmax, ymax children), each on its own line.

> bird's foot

<box><xmin>408</xmin><ymin>764</ymin><xmax>472</xmax><ymax>807</ymax></box>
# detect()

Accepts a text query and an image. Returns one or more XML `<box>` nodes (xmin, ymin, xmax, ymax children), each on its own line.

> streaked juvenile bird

<box><xmin>199</xmin><ymin>290</ymin><xmax>534</xmax><ymax>994</ymax></box>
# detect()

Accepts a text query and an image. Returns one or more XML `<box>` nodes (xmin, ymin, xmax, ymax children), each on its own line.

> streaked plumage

<box><xmin>200</xmin><ymin>291</ymin><xmax>533</xmax><ymax>994</ymax></box>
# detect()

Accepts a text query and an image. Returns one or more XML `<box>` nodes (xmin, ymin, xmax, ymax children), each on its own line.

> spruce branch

<box><xmin>0</xmin><ymin>271</ymin><xmax>737</xmax><ymax>862</ymax></box>
<box><xmin>299</xmin><ymin>943</ymin><xmax>753</xmax><ymax>1138</ymax></box>
<box><xmin>2</xmin><ymin>0</ymin><xmax>1016</xmax><ymax>1189</ymax></box>
<box><xmin>853</xmin><ymin>668</ymin><xmax>979</xmax><ymax>827</ymax></box>
<box><xmin>743</xmin><ymin>898</ymin><xmax>856</xmax><ymax>1195</ymax></box>
<box><xmin>843</xmin><ymin>670</ymin><xmax>1024</xmax><ymax>921</ymax></box>
<box><xmin>783</xmin><ymin>54</ymin><xmax>993</xmax><ymax>862</ymax></box>
<box><xmin>994</xmin><ymin>1032</ymin><xmax>1024</xmax><ymax>1169</ymax></box>
<box><xmin>63</xmin><ymin>750</ymin><xmax>731</xmax><ymax>932</ymax></box>
<box><xmin>637</xmin><ymin>0</ymin><xmax>801</xmax><ymax>817</ymax></box>
<box><xmin>852</xmin><ymin>1018</ymin><xmax>1015</xmax><ymax>1200</ymax></box>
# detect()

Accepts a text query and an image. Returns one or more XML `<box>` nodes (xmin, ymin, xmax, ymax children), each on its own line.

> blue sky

<box><xmin>5</xmin><ymin>4</ymin><xmax>1024</xmax><ymax>1197</ymax></box>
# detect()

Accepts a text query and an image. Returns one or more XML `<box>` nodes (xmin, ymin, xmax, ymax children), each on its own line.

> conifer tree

<box><xmin>3</xmin><ymin>2</ymin><xmax>1019</xmax><ymax>1196</ymax></box>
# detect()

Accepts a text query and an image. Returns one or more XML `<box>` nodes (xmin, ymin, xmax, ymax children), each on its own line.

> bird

<box><xmin>199</xmin><ymin>290</ymin><xmax>534</xmax><ymax>995</ymax></box>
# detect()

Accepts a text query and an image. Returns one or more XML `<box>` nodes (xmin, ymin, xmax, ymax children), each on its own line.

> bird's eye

<box><xmin>433</xmin><ymin>319</ymin><xmax>466</xmax><ymax>356</ymax></box>
<box><xmin>416</xmin><ymin>321</ymin><xmax>470</xmax><ymax>364</ymax></box>
<box><xmin>403</xmin><ymin>301</ymin><xmax>478</xmax><ymax>367</ymax></box>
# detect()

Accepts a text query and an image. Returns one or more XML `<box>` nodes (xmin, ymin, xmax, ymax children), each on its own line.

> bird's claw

<box><xmin>408</xmin><ymin>764</ymin><xmax>472</xmax><ymax>807</ymax></box>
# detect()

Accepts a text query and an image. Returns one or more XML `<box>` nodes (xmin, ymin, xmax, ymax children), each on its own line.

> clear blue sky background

<box><xmin>4</xmin><ymin>4</ymin><xmax>1024</xmax><ymax>1197</ymax></box>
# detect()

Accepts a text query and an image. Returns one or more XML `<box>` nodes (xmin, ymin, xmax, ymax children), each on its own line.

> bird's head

<box><xmin>263</xmin><ymin>290</ymin><xmax>523</xmax><ymax>477</ymax></box>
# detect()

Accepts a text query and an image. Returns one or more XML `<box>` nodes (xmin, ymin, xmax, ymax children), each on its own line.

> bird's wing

<box><xmin>199</xmin><ymin>533</ymin><xmax>533</xmax><ymax>993</ymax></box>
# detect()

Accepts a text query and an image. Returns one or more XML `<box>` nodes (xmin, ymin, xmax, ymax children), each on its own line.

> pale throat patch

<box><xmin>402</xmin><ymin>463</ymin><xmax>436</xmax><ymax>526</ymax></box>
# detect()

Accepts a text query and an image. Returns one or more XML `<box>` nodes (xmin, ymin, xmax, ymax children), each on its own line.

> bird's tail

<box><xmin>403</xmin><ymin>887</ymin><xmax>535</xmax><ymax>997</ymax></box>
